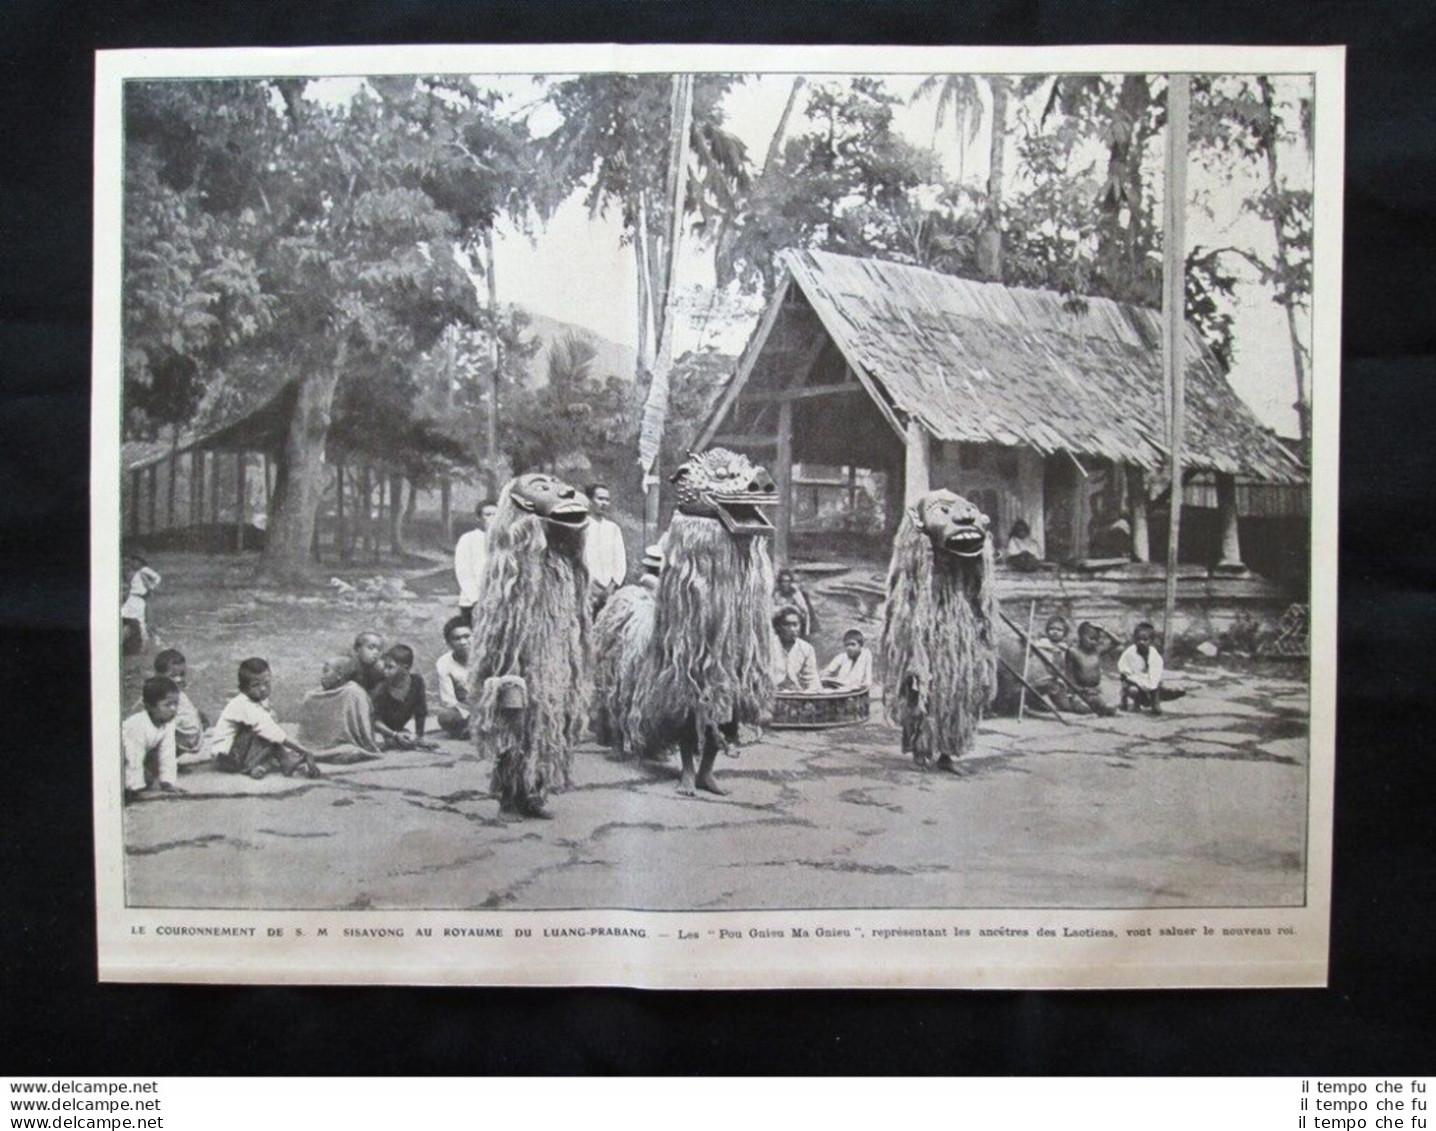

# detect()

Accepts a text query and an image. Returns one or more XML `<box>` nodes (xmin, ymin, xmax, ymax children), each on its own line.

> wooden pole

<box><xmin>1162</xmin><ymin>73</ymin><xmax>1191</xmax><ymax>657</ymax></box>
<box><xmin>903</xmin><ymin>417</ymin><xmax>931</xmax><ymax>506</ymax></box>
<box><xmin>146</xmin><ymin>465</ymin><xmax>158</xmax><ymax>534</ymax></box>
<box><xmin>336</xmin><ymin>461</ymin><xmax>348</xmax><ymax>564</ymax></box>
<box><xmin>775</xmin><ymin>399</ymin><xmax>794</xmax><ymax>565</ymax></box>
<box><xmin>189</xmin><ymin>450</ymin><xmax>202</xmax><ymax>526</ymax></box>
<box><xmin>998</xmin><ymin>657</ymin><xmax>1067</xmax><ymax>724</ymax></box>
<box><xmin>235</xmin><ymin>452</ymin><xmax>247</xmax><ymax>552</ymax></box>
<box><xmin>482</xmin><ymin>226</ymin><xmax>501</xmax><ymax>488</ymax></box>
<box><xmin>1017</xmin><ymin>598</ymin><xmax>1037</xmax><ymax>722</ymax></box>
<box><xmin>439</xmin><ymin>476</ymin><xmax>452</xmax><ymax>543</ymax></box>
<box><xmin>1000</xmin><ymin>610</ymin><xmax>1086</xmax><ymax>698</ymax></box>
<box><xmin>1215</xmin><ymin>471</ymin><xmax>1244</xmax><ymax>569</ymax></box>
<box><xmin>1127</xmin><ymin>465</ymin><xmax>1151</xmax><ymax>562</ymax></box>
<box><xmin>129</xmin><ymin>470</ymin><xmax>142</xmax><ymax>538</ymax></box>
<box><xmin>208</xmin><ymin>452</ymin><xmax>219</xmax><ymax>531</ymax></box>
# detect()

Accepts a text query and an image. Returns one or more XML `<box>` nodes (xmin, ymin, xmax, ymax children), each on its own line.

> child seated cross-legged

<box><xmin>821</xmin><ymin>628</ymin><xmax>874</xmax><ymax>690</ymax></box>
<box><xmin>151</xmin><ymin>648</ymin><xmax>208</xmax><ymax>762</ymax></box>
<box><xmin>295</xmin><ymin>656</ymin><xmax>382</xmax><ymax>759</ymax></box>
<box><xmin>372</xmin><ymin>645</ymin><xmax>433</xmax><ymax>750</ymax></box>
<box><xmin>122</xmin><ymin>675</ymin><xmax>185</xmax><ymax>803</ymax></box>
<box><xmin>209</xmin><ymin>658</ymin><xmax>321</xmax><ymax>780</ymax></box>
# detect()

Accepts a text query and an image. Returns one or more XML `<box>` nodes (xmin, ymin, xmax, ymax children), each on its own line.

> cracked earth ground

<box><xmin>122</xmin><ymin>664</ymin><xmax>1310</xmax><ymax>913</ymax></box>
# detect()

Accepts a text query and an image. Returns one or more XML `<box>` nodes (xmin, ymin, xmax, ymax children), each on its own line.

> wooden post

<box><xmin>208</xmin><ymin>452</ymin><xmax>219</xmax><ymax>530</ymax></box>
<box><xmin>439</xmin><ymin>476</ymin><xmax>452</xmax><ymax>543</ymax></box>
<box><xmin>358</xmin><ymin>464</ymin><xmax>372</xmax><ymax>558</ymax></box>
<box><xmin>235</xmin><ymin>452</ymin><xmax>248</xmax><ymax>552</ymax></box>
<box><xmin>336</xmin><ymin>461</ymin><xmax>348</xmax><ymax>564</ymax></box>
<box><xmin>166</xmin><ymin>452</ymin><xmax>178</xmax><ymax>531</ymax></box>
<box><xmin>775</xmin><ymin>400</ymin><xmax>794</xmax><ymax>565</ymax></box>
<box><xmin>146</xmin><ymin>465</ymin><xmax>158</xmax><ymax>534</ymax></box>
<box><xmin>189</xmin><ymin>451</ymin><xmax>203</xmax><ymax>526</ymax></box>
<box><xmin>846</xmin><ymin>465</ymin><xmax>858</xmax><ymax>515</ymax></box>
<box><xmin>1127</xmin><ymin>465</ymin><xmax>1151</xmax><ymax>563</ymax></box>
<box><xmin>1017</xmin><ymin>599</ymin><xmax>1037</xmax><ymax>722</ymax></box>
<box><xmin>1161</xmin><ymin>74</ymin><xmax>1191</xmax><ymax>656</ymax></box>
<box><xmin>389</xmin><ymin>473</ymin><xmax>404</xmax><ymax>556</ymax></box>
<box><xmin>1017</xmin><ymin>449</ymin><xmax>1045</xmax><ymax>559</ymax></box>
<box><xmin>1215</xmin><ymin>471</ymin><xmax>1244</xmax><ymax>569</ymax></box>
<box><xmin>128</xmin><ymin>470</ymin><xmax>141</xmax><ymax>538</ymax></box>
<box><xmin>903</xmin><ymin>417</ymin><xmax>931</xmax><ymax>506</ymax></box>
<box><xmin>264</xmin><ymin>453</ymin><xmax>274</xmax><ymax>511</ymax></box>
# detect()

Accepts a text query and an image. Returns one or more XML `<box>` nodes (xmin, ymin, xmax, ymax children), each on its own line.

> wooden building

<box><xmin>696</xmin><ymin>250</ymin><xmax>1307</xmax><ymax>575</ymax></box>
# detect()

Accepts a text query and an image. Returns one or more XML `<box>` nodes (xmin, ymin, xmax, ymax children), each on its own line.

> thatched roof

<box><xmin>769</xmin><ymin>249</ymin><xmax>1304</xmax><ymax>484</ymax></box>
<box><xmin>123</xmin><ymin>366</ymin><xmax>297</xmax><ymax>472</ymax></box>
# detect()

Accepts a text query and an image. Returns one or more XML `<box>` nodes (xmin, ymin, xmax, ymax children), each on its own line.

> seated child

<box><xmin>821</xmin><ymin>628</ymin><xmax>874</xmax><ymax>690</ymax></box>
<box><xmin>1064</xmin><ymin>621</ymin><xmax>1118</xmax><ymax>717</ymax></box>
<box><xmin>1030</xmin><ymin>615</ymin><xmax>1072</xmax><ymax>708</ymax></box>
<box><xmin>209</xmin><ymin>657</ymin><xmax>321</xmax><ymax>779</ymax></box>
<box><xmin>341</xmin><ymin>631</ymin><xmax>387</xmax><ymax>694</ymax></box>
<box><xmin>296</xmin><ymin>656</ymin><xmax>382</xmax><ymax>756</ymax></box>
<box><xmin>152</xmin><ymin>648</ymin><xmax>208</xmax><ymax>760</ymax></box>
<box><xmin>122</xmin><ymin>675</ymin><xmax>184</xmax><ymax>802</ymax></box>
<box><xmin>371</xmin><ymin>644</ymin><xmax>431</xmax><ymax>749</ymax></box>
<box><xmin>1118</xmin><ymin>622</ymin><xmax>1165</xmax><ymax>714</ymax></box>
<box><xmin>434</xmin><ymin>617</ymin><xmax>472</xmax><ymax>740</ymax></box>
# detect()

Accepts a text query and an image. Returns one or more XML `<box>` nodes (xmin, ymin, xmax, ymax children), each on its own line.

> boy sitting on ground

<box><xmin>821</xmin><ymin>628</ymin><xmax>874</xmax><ymax>690</ymax></box>
<box><xmin>296</xmin><ymin>655</ymin><xmax>382</xmax><ymax>757</ymax></box>
<box><xmin>1030</xmin><ymin>615</ymin><xmax>1072</xmax><ymax>710</ymax></box>
<box><xmin>372</xmin><ymin>644</ymin><xmax>433</xmax><ymax>750</ymax></box>
<box><xmin>122</xmin><ymin>675</ymin><xmax>184</xmax><ymax>803</ymax></box>
<box><xmin>341</xmin><ymin>631</ymin><xmax>387</xmax><ymax>694</ymax></box>
<box><xmin>152</xmin><ymin>648</ymin><xmax>208</xmax><ymax>761</ymax></box>
<box><xmin>434</xmin><ymin>617</ymin><xmax>472</xmax><ymax>740</ymax></box>
<box><xmin>209</xmin><ymin>658</ymin><xmax>321</xmax><ymax>779</ymax></box>
<box><xmin>1118</xmin><ymin>622</ymin><xmax>1165</xmax><ymax>715</ymax></box>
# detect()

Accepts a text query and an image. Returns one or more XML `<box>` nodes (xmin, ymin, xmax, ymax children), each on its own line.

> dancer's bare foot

<box><xmin>678</xmin><ymin>769</ymin><xmax>697</xmax><ymax>796</ymax></box>
<box><xmin>695</xmin><ymin>772</ymin><xmax>727</xmax><ymax>796</ymax></box>
<box><xmin>935</xmin><ymin>755</ymin><xmax>959</xmax><ymax>774</ymax></box>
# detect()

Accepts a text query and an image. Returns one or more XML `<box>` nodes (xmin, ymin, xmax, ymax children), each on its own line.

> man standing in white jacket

<box><xmin>454</xmin><ymin>498</ymin><xmax>497</xmax><ymax>626</ymax></box>
<box><xmin>582</xmin><ymin>483</ymin><xmax>627</xmax><ymax>611</ymax></box>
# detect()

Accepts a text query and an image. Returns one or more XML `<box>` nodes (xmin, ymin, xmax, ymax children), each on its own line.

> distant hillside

<box><xmin>516</xmin><ymin>308</ymin><xmax>640</xmax><ymax>388</ymax></box>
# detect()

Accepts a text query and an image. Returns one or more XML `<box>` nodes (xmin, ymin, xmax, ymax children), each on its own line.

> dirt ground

<box><xmin>118</xmin><ymin>553</ymin><xmax>1310</xmax><ymax>912</ymax></box>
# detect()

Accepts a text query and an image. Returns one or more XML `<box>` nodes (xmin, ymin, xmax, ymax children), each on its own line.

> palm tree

<box><xmin>911</xmin><ymin>74</ymin><xmax>984</xmax><ymax>185</ymax></box>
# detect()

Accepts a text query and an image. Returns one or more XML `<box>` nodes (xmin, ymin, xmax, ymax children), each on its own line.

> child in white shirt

<box><xmin>122</xmin><ymin>676</ymin><xmax>183</xmax><ymax>802</ymax></box>
<box><xmin>1118</xmin><ymin>622</ymin><xmax>1166</xmax><ymax>714</ymax></box>
<box><xmin>822</xmin><ymin>629</ymin><xmax>874</xmax><ymax>690</ymax></box>
<box><xmin>121</xmin><ymin>553</ymin><xmax>161</xmax><ymax>655</ymax></box>
<box><xmin>209</xmin><ymin>658</ymin><xmax>320</xmax><ymax>780</ymax></box>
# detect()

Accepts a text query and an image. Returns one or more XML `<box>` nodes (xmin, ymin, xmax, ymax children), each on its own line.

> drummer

<box><xmin>772</xmin><ymin>606</ymin><xmax>822</xmax><ymax>693</ymax></box>
<box><xmin>821</xmin><ymin>628</ymin><xmax>873</xmax><ymax>691</ymax></box>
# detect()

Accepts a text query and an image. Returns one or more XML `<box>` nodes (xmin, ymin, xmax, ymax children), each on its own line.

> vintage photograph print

<box><xmin>92</xmin><ymin>45</ymin><xmax>1343</xmax><ymax>987</ymax></box>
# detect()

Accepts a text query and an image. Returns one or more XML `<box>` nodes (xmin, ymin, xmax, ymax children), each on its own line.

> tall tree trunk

<box><xmin>262</xmin><ymin>340</ymin><xmax>348</xmax><ymax>582</ymax></box>
<box><xmin>439</xmin><ymin>476</ymin><xmax>452</xmax><ymax>544</ymax></box>
<box><xmin>335</xmin><ymin>460</ymin><xmax>348</xmax><ymax>564</ymax></box>
<box><xmin>762</xmin><ymin>76</ymin><xmax>805</xmax><ymax>175</ymax></box>
<box><xmin>389</xmin><ymin>473</ymin><xmax>406</xmax><ymax>556</ymax></box>
<box><xmin>977</xmin><ymin>76</ymin><xmax>1009</xmax><ymax>281</ymax></box>
<box><xmin>166</xmin><ymin>424</ymin><xmax>181</xmax><ymax>530</ymax></box>
<box><xmin>715</xmin><ymin>76</ymin><xmax>804</xmax><ymax>288</ymax></box>
<box><xmin>1258</xmin><ymin>77</ymin><xmax>1311</xmax><ymax>448</ymax></box>
<box><xmin>482</xmin><ymin>226</ymin><xmax>502</xmax><ymax>497</ymax></box>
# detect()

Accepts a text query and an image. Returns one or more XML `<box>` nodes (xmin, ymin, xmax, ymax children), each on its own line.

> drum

<box><xmin>770</xmin><ymin>685</ymin><xmax>871</xmax><ymax>729</ymax></box>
